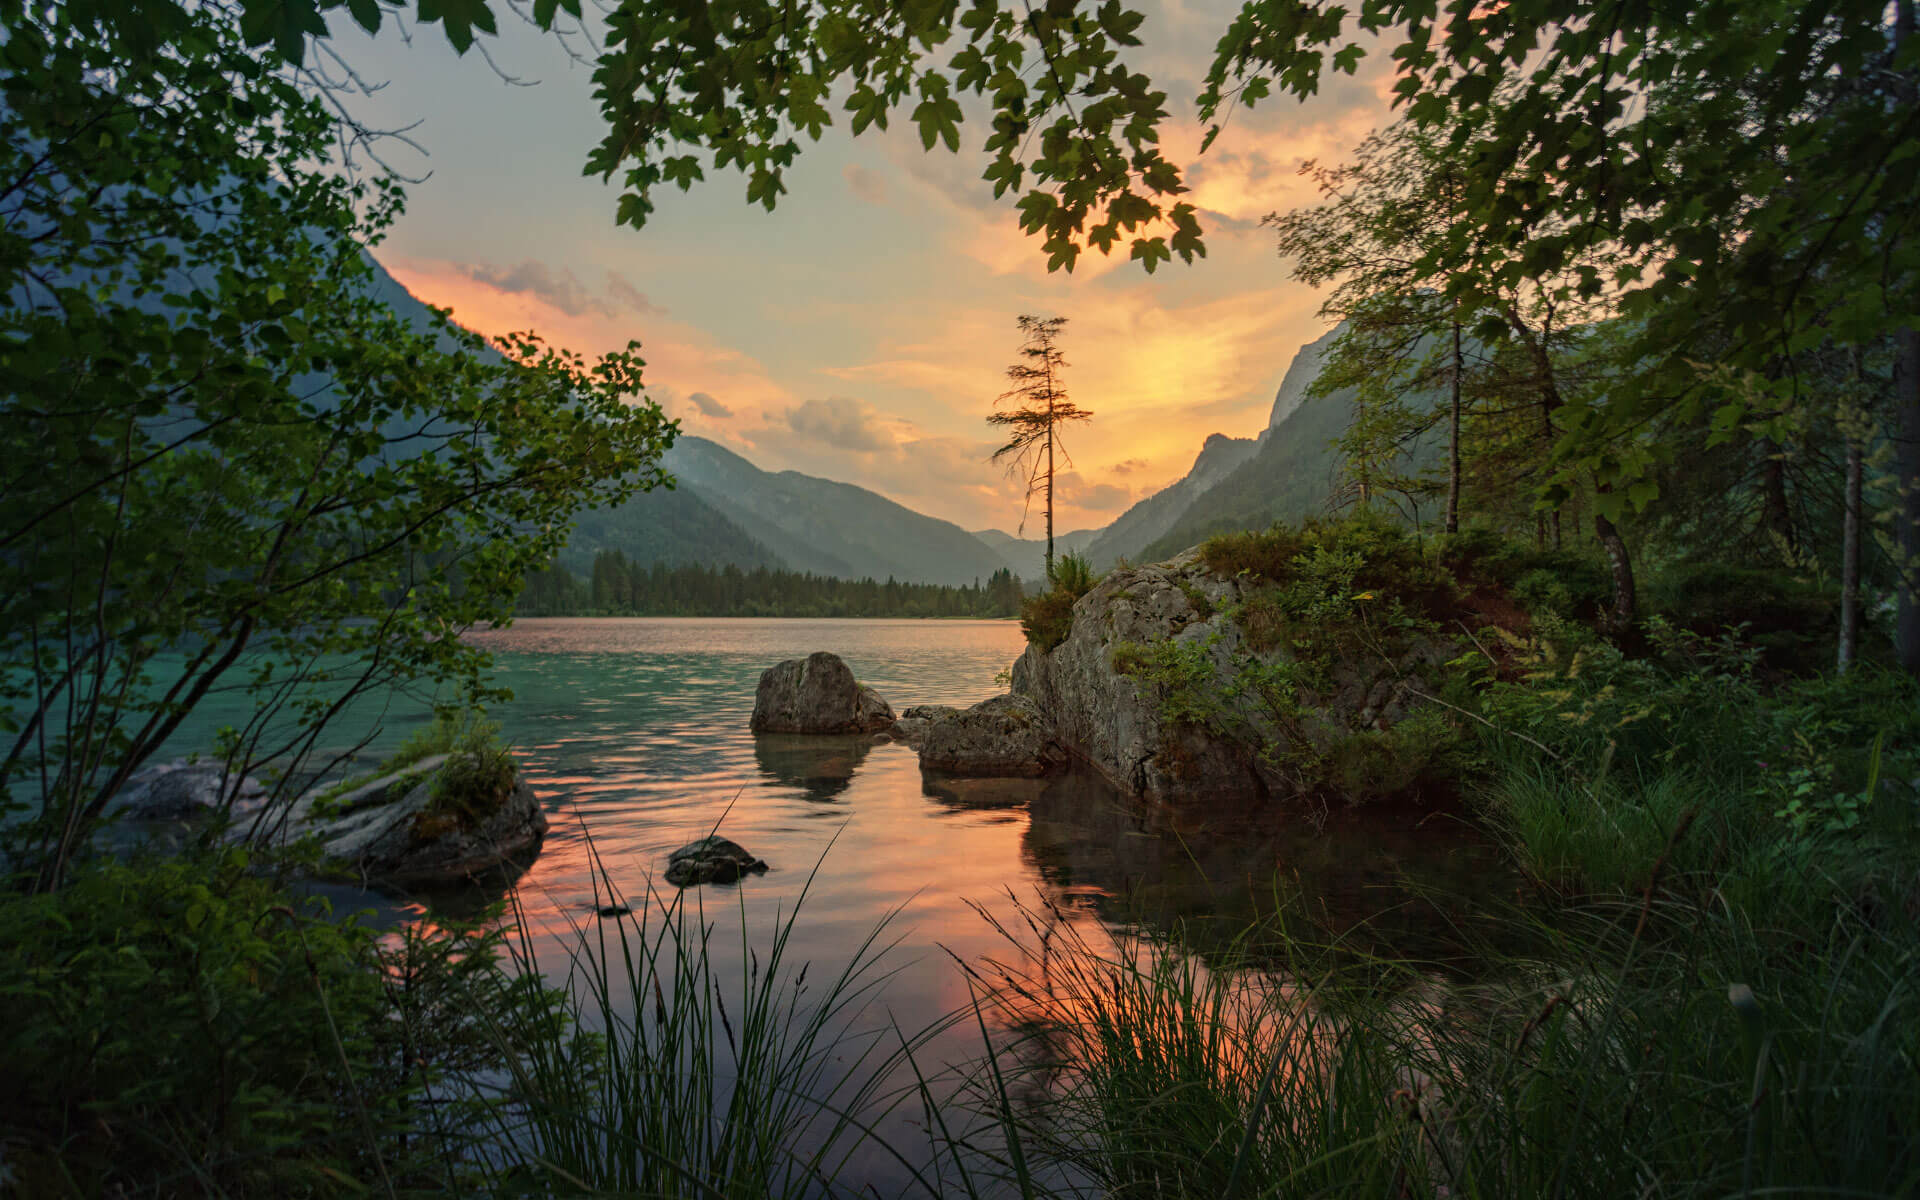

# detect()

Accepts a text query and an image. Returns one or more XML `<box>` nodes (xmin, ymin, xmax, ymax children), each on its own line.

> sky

<box><xmin>325</xmin><ymin>0</ymin><xmax>1400</xmax><ymax>535</ymax></box>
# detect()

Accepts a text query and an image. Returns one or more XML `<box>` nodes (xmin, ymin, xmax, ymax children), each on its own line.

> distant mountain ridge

<box><xmin>1084</xmin><ymin>433</ymin><xmax>1261</xmax><ymax>567</ymax></box>
<box><xmin>1093</xmin><ymin>321</ymin><xmax>1444</xmax><ymax>568</ymax></box>
<box><xmin>661</xmin><ymin>436</ymin><xmax>1018</xmax><ymax>587</ymax></box>
<box><xmin>971</xmin><ymin>527</ymin><xmax>1104</xmax><ymax>582</ymax></box>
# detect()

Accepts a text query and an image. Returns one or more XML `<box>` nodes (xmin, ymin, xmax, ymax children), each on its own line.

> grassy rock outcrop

<box><xmin>1014</xmin><ymin>517</ymin><xmax>1476</xmax><ymax>806</ymax></box>
<box><xmin>268</xmin><ymin>747</ymin><xmax>547</xmax><ymax>885</ymax></box>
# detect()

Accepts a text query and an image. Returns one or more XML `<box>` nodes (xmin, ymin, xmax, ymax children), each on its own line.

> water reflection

<box><xmin>137</xmin><ymin>619</ymin><xmax>1528</xmax><ymax>1193</ymax></box>
<box><xmin>752</xmin><ymin>733</ymin><xmax>873</xmax><ymax>801</ymax></box>
<box><xmin>1022</xmin><ymin>771</ymin><xmax>1516</xmax><ymax>963</ymax></box>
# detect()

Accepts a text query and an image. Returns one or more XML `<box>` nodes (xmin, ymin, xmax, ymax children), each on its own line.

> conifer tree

<box><xmin>989</xmin><ymin>316</ymin><xmax>1092</xmax><ymax>580</ymax></box>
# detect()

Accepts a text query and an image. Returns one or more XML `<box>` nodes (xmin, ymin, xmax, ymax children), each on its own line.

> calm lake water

<box><xmin>171</xmin><ymin>617</ymin><xmax>1515</xmax><ymax>1189</ymax></box>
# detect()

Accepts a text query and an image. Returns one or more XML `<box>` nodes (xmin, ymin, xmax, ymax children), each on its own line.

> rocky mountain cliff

<box><xmin>1084</xmin><ymin>433</ymin><xmax>1260</xmax><ymax>567</ymax></box>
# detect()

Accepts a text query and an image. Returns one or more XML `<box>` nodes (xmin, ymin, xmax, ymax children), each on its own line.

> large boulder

<box><xmin>269</xmin><ymin>753</ymin><xmax>548</xmax><ymax>885</ymax></box>
<box><xmin>919</xmin><ymin>694</ymin><xmax>1063</xmax><ymax>777</ymax></box>
<box><xmin>1011</xmin><ymin>550</ymin><xmax>1455</xmax><ymax>804</ymax></box>
<box><xmin>750</xmin><ymin>652</ymin><xmax>895</xmax><ymax>734</ymax></box>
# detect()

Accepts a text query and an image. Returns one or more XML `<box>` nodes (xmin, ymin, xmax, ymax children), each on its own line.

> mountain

<box><xmin>660</xmin><ymin>436</ymin><xmax>1017</xmax><ymax>587</ymax></box>
<box><xmin>556</xmin><ymin>486</ymin><xmax>787</xmax><ymax>575</ymax></box>
<box><xmin>1087</xmin><ymin>321</ymin><xmax>1444</xmax><ymax>567</ymax></box>
<box><xmin>1264</xmin><ymin>323</ymin><xmax>1346</xmax><ymax>433</ymax></box>
<box><xmin>970</xmin><ymin>527</ymin><xmax>1104</xmax><ymax>583</ymax></box>
<box><xmin>1083</xmin><ymin>433</ymin><xmax>1260</xmax><ymax>567</ymax></box>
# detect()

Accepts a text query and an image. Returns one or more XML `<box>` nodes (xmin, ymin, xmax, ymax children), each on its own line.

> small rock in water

<box><xmin>596</xmin><ymin>904</ymin><xmax>632</xmax><ymax>918</ymax></box>
<box><xmin>664</xmin><ymin>836</ymin><xmax>769</xmax><ymax>888</ymax></box>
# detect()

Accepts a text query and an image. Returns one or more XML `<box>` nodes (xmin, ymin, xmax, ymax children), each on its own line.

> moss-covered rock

<box><xmin>1012</xmin><ymin>522</ymin><xmax>1472</xmax><ymax>806</ymax></box>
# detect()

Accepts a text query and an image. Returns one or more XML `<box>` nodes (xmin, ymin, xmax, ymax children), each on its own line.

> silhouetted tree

<box><xmin>990</xmin><ymin>316</ymin><xmax>1092</xmax><ymax>580</ymax></box>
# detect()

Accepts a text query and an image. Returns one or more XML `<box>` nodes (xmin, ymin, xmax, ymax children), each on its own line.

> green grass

<box><xmin>941</xmin><ymin>888</ymin><xmax>1918</xmax><ymax>1199</ymax></box>
<box><xmin>457</xmin><ymin>837</ymin><xmax>957</xmax><ymax>1198</ymax></box>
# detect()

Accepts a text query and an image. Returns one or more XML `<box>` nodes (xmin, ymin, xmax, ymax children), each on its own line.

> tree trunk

<box><xmin>1759</xmin><ymin>438</ymin><xmax>1796</xmax><ymax>555</ymax></box>
<box><xmin>1045</xmin><ymin>409</ymin><xmax>1056</xmax><ymax>582</ymax></box>
<box><xmin>1446</xmin><ymin>318</ymin><xmax>1463</xmax><ymax>534</ymax></box>
<box><xmin>1896</xmin><ymin>327</ymin><xmax>1920</xmax><ymax>675</ymax></box>
<box><xmin>1593</xmin><ymin>489</ymin><xmax>1637</xmax><ymax>635</ymax></box>
<box><xmin>1840</xmin><ymin>437</ymin><xmax>1863</xmax><ymax>675</ymax></box>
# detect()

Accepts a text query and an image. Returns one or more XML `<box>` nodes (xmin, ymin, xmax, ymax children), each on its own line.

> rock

<box><xmin>749</xmin><ymin>652</ymin><xmax>895</xmax><ymax>734</ymax></box>
<box><xmin>267</xmin><ymin>753</ymin><xmax>547</xmax><ymax>885</ymax></box>
<box><xmin>596</xmin><ymin>904</ymin><xmax>631</xmax><ymax>918</ymax></box>
<box><xmin>664</xmin><ymin>836</ymin><xmax>768</xmax><ymax>887</ymax></box>
<box><xmin>110</xmin><ymin>761</ymin><xmax>267</xmax><ymax>821</ymax></box>
<box><xmin>918</xmin><ymin>693</ymin><xmax>1062</xmax><ymax>777</ymax></box>
<box><xmin>1012</xmin><ymin>550</ymin><xmax>1456</xmax><ymax>804</ymax></box>
<box><xmin>888</xmin><ymin>704</ymin><xmax>958</xmax><ymax>750</ymax></box>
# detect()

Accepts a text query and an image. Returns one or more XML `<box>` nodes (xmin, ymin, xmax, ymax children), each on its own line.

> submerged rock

<box><xmin>664</xmin><ymin>836</ymin><xmax>768</xmax><ymax>887</ymax></box>
<box><xmin>750</xmin><ymin>652</ymin><xmax>895</xmax><ymax>734</ymax></box>
<box><xmin>110</xmin><ymin>761</ymin><xmax>267</xmax><ymax>821</ymax></box>
<box><xmin>918</xmin><ymin>694</ymin><xmax>1062</xmax><ymax>777</ymax></box>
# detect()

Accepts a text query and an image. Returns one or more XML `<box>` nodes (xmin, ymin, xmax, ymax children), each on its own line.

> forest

<box><xmin>518</xmin><ymin>554</ymin><xmax>1027</xmax><ymax>618</ymax></box>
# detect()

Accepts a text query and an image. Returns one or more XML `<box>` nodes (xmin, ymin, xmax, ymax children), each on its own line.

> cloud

<box><xmin>604</xmin><ymin>271</ymin><xmax>665</xmax><ymax>317</ymax></box>
<box><xmin>688</xmin><ymin>390</ymin><xmax>734</xmax><ymax>418</ymax></box>
<box><xmin>1056</xmin><ymin>471</ymin><xmax>1132</xmax><ymax>512</ymax></box>
<box><xmin>1110</xmin><ymin>457</ymin><xmax>1151</xmax><ymax>476</ymax></box>
<box><xmin>456</xmin><ymin>260</ymin><xmax>663</xmax><ymax>319</ymax></box>
<box><xmin>843</xmin><ymin>163</ymin><xmax>888</xmax><ymax>205</ymax></box>
<box><xmin>783</xmin><ymin>395</ymin><xmax>898</xmax><ymax>452</ymax></box>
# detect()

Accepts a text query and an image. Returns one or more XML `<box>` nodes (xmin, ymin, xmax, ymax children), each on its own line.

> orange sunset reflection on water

<box><xmin>348</xmin><ymin>617</ymin><xmax>1511</xmax><ymax>1190</ymax></box>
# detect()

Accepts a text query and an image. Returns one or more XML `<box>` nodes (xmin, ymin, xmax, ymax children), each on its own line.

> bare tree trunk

<box><xmin>1896</xmin><ymin>327</ymin><xmax>1920</xmax><ymax>675</ymax></box>
<box><xmin>1593</xmin><ymin>489</ymin><xmax>1637</xmax><ymax>635</ymax></box>
<box><xmin>1759</xmin><ymin>438</ymin><xmax>1796</xmax><ymax>555</ymax></box>
<box><xmin>1045</xmin><ymin>395</ymin><xmax>1056</xmax><ymax>581</ymax></box>
<box><xmin>1446</xmin><ymin>318</ymin><xmax>1463</xmax><ymax>534</ymax></box>
<box><xmin>1840</xmin><ymin>436</ymin><xmax>1863</xmax><ymax>674</ymax></box>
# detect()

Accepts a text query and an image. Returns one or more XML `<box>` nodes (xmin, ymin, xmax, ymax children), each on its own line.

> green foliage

<box><xmin>0</xmin><ymin>2</ymin><xmax>675</xmax><ymax>885</ymax></box>
<box><xmin>0</xmin><ymin>852</ymin><xmax>556</xmax><ymax>1196</ymax></box>
<box><xmin>962</xmin><ymin>888</ymin><xmax>1920</xmax><ymax>1200</ymax></box>
<box><xmin>1647</xmin><ymin>562</ymin><xmax>1836</xmax><ymax>671</ymax></box>
<box><xmin>1021</xmin><ymin>552</ymin><xmax>1103</xmax><ymax>651</ymax></box>
<box><xmin>1482</xmin><ymin>625</ymin><xmax>1920</xmax><ymax>922</ymax></box>
<box><xmin>1202</xmin><ymin>514</ymin><xmax>1459</xmax><ymax>669</ymax></box>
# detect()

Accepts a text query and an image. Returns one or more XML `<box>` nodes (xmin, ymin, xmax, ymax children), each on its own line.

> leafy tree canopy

<box><xmin>1</xmin><ymin>1</ymin><xmax>675</xmax><ymax>885</ymax></box>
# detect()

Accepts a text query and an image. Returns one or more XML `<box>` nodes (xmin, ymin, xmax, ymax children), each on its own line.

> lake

<box><xmin>209</xmin><ymin>617</ymin><xmax>1513</xmax><ymax>1189</ymax></box>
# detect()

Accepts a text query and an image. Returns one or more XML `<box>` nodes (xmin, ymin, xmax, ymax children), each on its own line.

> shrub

<box><xmin>383</xmin><ymin>708</ymin><xmax>519</xmax><ymax>834</ymax></box>
<box><xmin>1647</xmin><ymin>562</ymin><xmax>1836</xmax><ymax>671</ymax></box>
<box><xmin>0</xmin><ymin>853</ymin><xmax>506</xmax><ymax>1195</ymax></box>
<box><xmin>1021</xmin><ymin>553</ymin><xmax>1103</xmax><ymax>651</ymax></box>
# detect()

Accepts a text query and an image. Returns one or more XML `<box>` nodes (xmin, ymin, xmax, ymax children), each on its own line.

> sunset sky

<box><xmin>330</xmin><ymin>1</ymin><xmax>1399</xmax><ymax>534</ymax></box>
